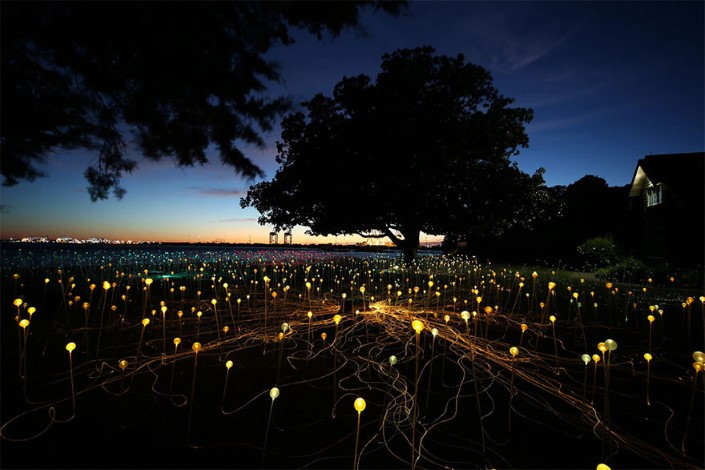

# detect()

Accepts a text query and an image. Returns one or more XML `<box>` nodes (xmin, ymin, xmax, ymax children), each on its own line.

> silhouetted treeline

<box><xmin>444</xmin><ymin>175</ymin><xmax>632</xmax><ymax>268</ymax></box>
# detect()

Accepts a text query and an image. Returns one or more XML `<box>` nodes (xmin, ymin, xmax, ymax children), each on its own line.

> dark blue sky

<box><xmin>1</xmin><ymin>1</ymin><xmax>703</xmax><ymax>243</ymax></box>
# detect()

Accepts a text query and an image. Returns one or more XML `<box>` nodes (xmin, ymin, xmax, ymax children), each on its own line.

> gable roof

<box><xmin>628</xmin><ymin>152</ymin><xmax>704</xmax><ymax>200</ymax></box>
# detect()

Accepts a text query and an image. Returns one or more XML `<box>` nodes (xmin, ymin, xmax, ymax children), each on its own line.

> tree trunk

<box><xmin>400</xmin><ymin>230</ymin><xmax>420</xmax><ymax>265</ymax></box>
<box><xmin>384</xmin><ymin>227</ymin><xmax>420</xmax><ymax>264</ymax></box>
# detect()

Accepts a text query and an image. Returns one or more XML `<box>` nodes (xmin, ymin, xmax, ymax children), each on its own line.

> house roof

<box><xmin>628</xmin><ymin>152</ymin><xmax>704</xmax><ymax>200</ymax></box>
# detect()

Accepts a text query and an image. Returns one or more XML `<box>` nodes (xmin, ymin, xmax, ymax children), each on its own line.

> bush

<box><xmin>595</xmin><ymin>256</ymin><xmax>651</xmax><ymax>283</ymax></box>
<box><xmin>576</xmin><ymin>236</ymin><xmax>619</xmax><ymax>270</ymax></box>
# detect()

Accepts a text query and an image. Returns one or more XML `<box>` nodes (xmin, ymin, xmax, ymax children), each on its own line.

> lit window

<box><xmin>645</xmin><ymin>184</ymin><xmax>663</xmax><ymax>207</ymax></box>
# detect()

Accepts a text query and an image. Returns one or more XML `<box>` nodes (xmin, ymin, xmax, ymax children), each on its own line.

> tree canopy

<box><xmin>241</xmin><ymin>46</ymin><xmax>554</xmax><ymax>262</ymax></box>
<box><xmin>1</xmin><ymin>0</ymin><xmax>406</xmax><ymax>200</ymax></box>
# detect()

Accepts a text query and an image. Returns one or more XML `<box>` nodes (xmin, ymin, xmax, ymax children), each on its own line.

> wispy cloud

<box><xmin>461</xmin><ymin>4</ymin><xmax>584</xmax><ymax>75</ymax></box>
<box><xmin>189</xmin><ymin>187</ymin><xmax>246</xmax><ymax>198</ymax></box>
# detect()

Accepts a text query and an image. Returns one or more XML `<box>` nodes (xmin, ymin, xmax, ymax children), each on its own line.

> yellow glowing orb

<box><xmin>431</xmin><ymin>328</ymin><xmax>438</xmax><ymax>337</ymax></box>
<box><xmin>596</xmin><ymin>464</ymin><xmax>611</xmax><ymax>470</ymax></box>
<box><xmin>605</xmin><ymin>339</ymin><xmax>617</xmax><ymax>351</ymax></box>
<box><xmin>443</xmin><ymin>314</ymin><xmax>450</xmax><ymax>323</ymax></box>
<box><xmin>65</xmin><ymin>342</ymin><xmax>76</xmax><ymax>353</ymax></box>
<box><xmin>692</xmin><ymin>351</ymin><xmax>705</xmax><ymax>363</ymax></box>
<box><xmin>460</xmin><ymin>310</ymin><xmax>470</xmax><ymax>321</ymax></box>
<box><xmin>549</xmin><ymin>315</ymin><xmax>556</xmax><ymax>323</ymax></box>
<box><xmin>582</xmin><ymin>354</ymin><xmax>591</xmax><ymax>365</ymax></box>
<box><xmin>281</xmin><ymin>323</ymin><xmax>289</xmax><ymax>332</ymax></box>
<box><xmin>192</xmin><ymin>342</ymin><xmax>202</xmax><ymax>353</ymax></box>
<box><xmin>119</xmin><ymin>359</ymin><xmax>128</xmax><ymax>370</ymax></box>
<box><xmin>647</xmin><ymin>314</ymin><xmax>655</xmax><ymax>323</ymax></box>
<box><xmin>333</xmin><ymin>314</ymin><xmax>342</xmax><ymax>325</ymax></box>
<box><xmin>510</xmin><ymin>347</ymin><xmax>519</xmax><ymax>357</ymax></box>
<box><xmin>321</xmin><ymin>332</ymin><xmax>327</xmax><ymax>340</ymax></box>
<box><xmin>142</xmin><ymin>318</ymin><xmax>150</xmax><ymax>327</ymax></box>
<box><xmin>597</xmin><ymin>342</ymin><xmax>607</xmax><ymax>353</ymax></box>
<box><xmin>307</xmin><ymin>311</ymin><xmax>313</xmax><ymax>319</ymax></box>
<box><xmin>270</xmin><ymin>387</ymin><xmax>280</xmax><ymax>400</ymax></box>
<box><xmin>592</xmin><ymin>354</ymin><xmax>600</xmax><ymax>363</ymax></box>
<box><xmin>174</xmin><ymin>337</ymin><xmax>181</xmax><ymax>345</ymax></box>
<box><xmin>412</xmin><ymin>320</ymin><xmax>424</xmax><ymax>333</ymax></box>
<box><xmin>644</xmin><ymin>353</ymin><xmax>652</xmax><ymax>362</ymax></box>
<box><xmin>226</xmin><ymin>360</ymin><xmax>233</xmax><ymax>369</ymax></box>
<box><xmin>354</xmin><ymin>397</ymin><xmax>366</xmax><ymax>413</ymax></box>
<box><xmin>389</xmin><ymin>355</ymin><xmax>397</xmax><ymax>366</ymax></box>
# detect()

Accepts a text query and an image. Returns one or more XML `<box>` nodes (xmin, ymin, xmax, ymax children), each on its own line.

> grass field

<box><xmin>1</xmin><ymin>245</ymin><xmax>703</xmax><ymax>469</ymax></box>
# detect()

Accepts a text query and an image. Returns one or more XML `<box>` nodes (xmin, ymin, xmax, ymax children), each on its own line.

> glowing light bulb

<box><xmin>596</xmin><ymin>464</ymin><xmax>611</xmax><ymax>470</ymax></box>
<box><xmin>142</xmin><ymin>318</ymin><xmax>150</xmax><ymax>327</ymax></box>
<box><xmin>389</xmin><ymin>355</ymin><xmax>397</xmax><ymax>366</ymax></box>
<box><xmin>119</xmin><ymin>359</ymin><xmax>128</xmax><ymax>370</ymax></box>
<box><xmin>644</xmin><ymin>353</ymin><xmax>652</xmax><ymax>362</ymax></box>
<box><xmin>192</xmin><ymin>342</ymin><xmax>202</xmax><ymax>353</ymax></box>
<box><xmin>174</xmin><ymin>337</ymin><xmax>181</xmax><ymax>346</ymax></box>
<box><xmin>443</xmin><ymin>314</ymin><xmax>450</xmax><ymax>323</ymax></box>
<box><xmin>461</xmin><ymin>310</ymin><xmax>470</xmax><ymax>321</ymax></box>
<box><xmin>431</xmin><ymin>328</ymin><xmax>438</xmax><ymax>337</ymax></box>
<box><xmin>333</xmin><ymin>314</ymin><xmax>342</xmax><ymax>325</ymax></box>
<box><xmin>354</xmin><ymin>397</ymin><xmax>366</xmax><ymax>413</ymax></box>
<box><xmin>307</xmin><ymin>311</ymin><xmax>313</xmax><ymax>319</ymax></box>
<box><xmin>19</xmin><ymin>319</ymin><xmax>29</xmax><ymax>329</ymax></box>
<box><xmin>521</xmin><ymin>323</ymin><xmax>528</xmax><ymax>332</ymax></box>
<box><xmin>605</xmin><ymin>339</ymin><xmax>617</xmax><ymax>351</ymax></box>
<box><xmin>582</xmin><ymin>354</ymin><xmax>591</xmax><ymax>365</ymax></box>
<box><xmin>597</xmin><ymin>342</ymin><xmax>608</xmax><ymax>353</ymax></box>
<box><xmin>412</xmin><ymin>319</ymin><xmax>424</xmax><ymax>333</ymax></box>
<box><xmin>549</xmin><ymin>315</ymin><xmax>556</xmax><ymax>323</ymax></box>
<box><xmin>270</xmin><ymin>387</ymin><xmax>279</xmax><ymax>400</ymax></box>
<box><xmin>692</xmin><ymin>351</ymin><xmax>705</xmax><ymax>363</ymax></box>
<box><xmin>66</xmin><ymin>342</ymin><xmax>76</xmax><ymax>353</ymax></box>
<box><xmin>321</xmin><ymin>332</ymin><xmax>327</xmax><ymax>341</ymax></box>
<box><xmin>226</xmin><ymin>360</ymin><xmax>233</xmax><ymax>369</ymax></box>
<box><xmin>510</xmin><ymin>347</ymin><xmax>519</xmax><ymax>357</ymax></box>
<box><xmin>592</xmin><ymin>354</ymin><xmax>600</xmax><ymax>363</ymax></box>
<box><xmin>281</xmin><ymin>323</ymin><xmax>289</xmax><ymax>333</ymax></box>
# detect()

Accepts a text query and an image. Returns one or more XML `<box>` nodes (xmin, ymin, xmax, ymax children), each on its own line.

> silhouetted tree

<box><xmin>241</xmin><ymin>46</ymin><xmax>554</xmax><ymax>262</ymax></box>
<box><xmin>1</xmin><ymin>1</ymin><xmax>407</xmax><ymax>200</ymax></box>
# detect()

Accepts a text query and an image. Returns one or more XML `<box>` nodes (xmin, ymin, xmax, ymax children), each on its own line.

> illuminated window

<box><xmin>645</xmin><ymin>184</ymin><xmax>663</xmax><ymax>207</ymax></box>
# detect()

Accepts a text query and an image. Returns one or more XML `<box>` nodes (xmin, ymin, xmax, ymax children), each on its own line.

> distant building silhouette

<box><xmin>627</xmin><ymin>152</ymin><xmax>704</xmax><ymax>267</ymax></box>
<box><xmin>269</xmin><ymin>231</ymin><xmax>278</xmax><ymax>244</ymax></box>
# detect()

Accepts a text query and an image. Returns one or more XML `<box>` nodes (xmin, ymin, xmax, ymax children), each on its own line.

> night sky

<box><xmin>1</xmin><ymin>1</ymin><xmax>703</xmax><ymax>244</ymax></box>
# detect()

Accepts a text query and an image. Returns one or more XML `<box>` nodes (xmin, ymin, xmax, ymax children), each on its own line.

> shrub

<box><xmin>595</xmin><ymin>256</ymin><xmax>651</xmax><ymax>283</ymax></box>
<box><xmin>576</xmin><ymin>236</ymin><xmax>619</xmax><ymax>270</ymax></box>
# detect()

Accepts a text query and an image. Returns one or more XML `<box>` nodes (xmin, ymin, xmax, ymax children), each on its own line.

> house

<box><xmin>627</xmin><ymin>152</ymin><xmax>704</xmax><ymax>267</ymax></box>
